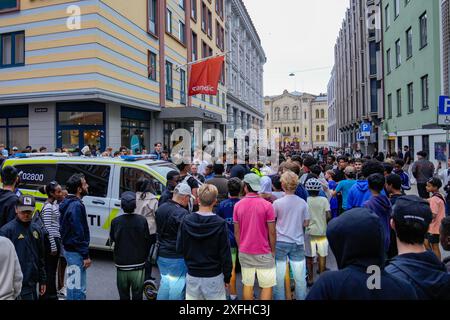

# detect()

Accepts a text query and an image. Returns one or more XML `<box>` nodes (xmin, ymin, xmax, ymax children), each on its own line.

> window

<box><xmin>315</xmin><ymin>110</ymin><xmax>319</xmax><ymax>118</ymax></box>
<box><xmin>293</xmin><ymin>106</ymin><xmax>299</xmax><ymax>120</ymax></box>
<box><xmin>166</xmin><ymin>9</ymin><xmax>172</xmax><ymax>34</ymax></box>
<box><xmin>180</xmin><ymin>69</ymin><xmax>186</xmax><ymax>105</ymax></box>
<box><xmin>56</xmin><ymin>164</ymin><xmax>111</xmax><ymax>198</ymax></box>
<box><xmin>406</xmin><ymin>27</ymin><xmax>412</xmax><ymax>59</ymax></box>
<box><xmin>207</xmin><ymin>9</ymin><xmax>212</xmax><ymax>37</ymax></box>
<box><xmin>191</xmin><ymin>0</ymin><xmax>197</xmax><ymax>20</ymax></box>
<box><xmin>192</xmin><ymin>31</ymin><xmax>198</xmax><ymax>61</ymax></box>
<box><xmin>395</xmin><ymin>39</ymin><xmax>401</xmax><ymax>67</ymax></box>
<box><xmin>120</xmin><ymin>167</ymin><xmax>164</xmax><ymax>197</ymax></box>
<box><xmin>179</xmin><ymin>0</ymin><xmax>184</xmax><ymax>9</ymax></box>
<box><xmin>148</xmin><ymin>0</ymin><xmax>158</xmax><ymax>35</ymax></box>
<box><xmin>421</xmin><ymin>75</ymin><xmax>429</xmax><ymax>109</ymax></box>
<box><xmin>320</xmin><ymin>109</ymin><xmax>325</xmax><ymax>118</ymax></box>
<box><xmin>387</xmin><ymin>49</ymin><xmax>391</xmax><ymax>73</ymax></box>
<box><xmin>422</xmin><ymin>135</ymin><xmax>429</xmax><ymax>158</ymax></box>
<box><xmin>274</xmin><ymin>108</ymin><xmax>280</xmax><ymax>121</ymax></box>
<box><xmin>179</xmin><ymin>21</ymin><xmax>185</xmax><ymax>44</ymax></box>
<box><xmin>316</xmin><ymin>135</ymin><xmax>320</xmax><ymax>141</ymax></box>
<box><xmin>121</xmin><ymin>108</ymin><xmax>150</xmax><ymax>154</ymax></box>
<box><xmin>385</xmin><ymin>5</ymin><xmax>390</xmax><ymax>30</ymax></box>
<box><xmin>166</xmin><ymin>61</ymin><xmax>173</xmax><ymax>101</ymax></box>
<box><xmin>148</xmin><ymin>51</ymin><xmax>157</xmax><ymax>81</ymax></box>
<box><xmin>419</xmin><ymin>12</ymin><xmax>427</xmax><ymax>49</ymax></box>
<box><xmin>321</xmin><ymin>135</ymin><xmax>325</xmax><ymax>141</ymax></box>
<box><xmin>305</xmin><ymin>128</ymin><xmax>307</xmax><ymax>136</ymax></box>
<box><xmin>407</xmin><ymin>82</ymin><xmax>414</xmax><ymax>113</ymax></box>
<box><xmin>387</xmin><ymin>93</ymin><xmax>392</xmax><ymax>119</ymax></box>
<box><xmin>283</xmin><ymin>107</ymin><xmax>289</xmax><ymax>120</ymax></box>
<box><xmin>1</xmin><ymin>31</ymin><xmax>25</xmax><ymax>68</ymax></box>
<box><xmin>0</xmin><ymin>0</ymin><xmax>19</xmax><ymax>13</ymax></box>
<box><xmin>304</xmin><ymin>111</ymin><xmax>307</xmax><ymax>120</ymax></box>
<box><xmin>394</xmin><ymin>0</ymin><xmax>400</xmax><ymax>18</ymax></box>
<box><xmin>201</xmin><ymin>2</ymin><xmax>207</xmax><ymax>32</ymax></box>
<box><xmin>16</xmin><ymin>164</ymin><xmax>57</xmax><ymax>192</ymax></box>
<box><xmin>396</xmin><ymin>89</ymin><xmax>402</xmax><ymax>116</ymax></box>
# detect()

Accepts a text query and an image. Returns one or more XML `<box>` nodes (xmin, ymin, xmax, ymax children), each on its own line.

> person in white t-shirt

<box><xmin>272</xmin><ymin>171</ymin><xmax>310</xmax><ymax>300</ymax></box>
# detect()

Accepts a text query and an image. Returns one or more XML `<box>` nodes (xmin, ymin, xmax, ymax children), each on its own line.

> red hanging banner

<box><xmin>188</xmin><ymin>56</ymin><xmax>224</xmax><ymax>96</ymax></box>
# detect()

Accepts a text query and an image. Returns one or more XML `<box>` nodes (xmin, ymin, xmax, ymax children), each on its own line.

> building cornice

<box><xmin>227</xmin><ymin>92</ymin><xmax>264</xmax><ymax>117</ymax></box>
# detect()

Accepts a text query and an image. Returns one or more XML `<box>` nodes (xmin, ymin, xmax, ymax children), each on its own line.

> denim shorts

<box><xmin>275</xmin><ymin>241</ymin><xmax>305</xmax><ymax>262</ymax></box>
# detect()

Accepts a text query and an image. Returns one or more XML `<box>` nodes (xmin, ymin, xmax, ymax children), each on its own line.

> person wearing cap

<box><xmin>176</xmin><ymin>184</ymin><xmax>232</xmax><ymax>300</ymax></box>
<box><xmin>0</xmin><ymin>166</ymin><xmax>20</xmax><ymax>229</ymax></box>
<box><xmin>385</xmin><ymin>195</ymin><xmax>450</xmax><ymax>299</ymax></box>
<box><xmin>109</xmin><ymin>191</ymin><xmax>152</xmax><ymax>300</ymax></box>
<box><xmin>306</xmin><ymin>208</ymin><xmax>418</xmax><ymax>300</ymax></box>
<box><xmin>59</xmin><ymin>173</ymin><xmax>91</xmax><ymax>300</ymax></box>
<box><xmin>0</xmin><ymin>195</ymin><xmax>47</xmax><ymax>300</ymax></box>
<box><xmin>9</xmin><ymin>147</ymin><xmax>19</xmax><ymax>158</ymax></box>
<box><xmin>155</xmin><ymin>183</ymin><xmax>192</xmax><ymax>300</ymax></box>
<box><xmin>233</xmin><ymin>173</ymin><xmax>276</xmax><ymax>300</ymax></box>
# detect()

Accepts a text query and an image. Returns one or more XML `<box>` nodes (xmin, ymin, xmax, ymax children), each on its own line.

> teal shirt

<box><xmin>335</xmin><ymin>179</ymin><xmax>357</xmax><ymax>210</ymax></box>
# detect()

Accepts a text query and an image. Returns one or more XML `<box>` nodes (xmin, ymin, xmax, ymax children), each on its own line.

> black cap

<box><xmin>392</xmin><ymin>195</ymin><xmax>432</xmax><ymax>228</ymax></box>
<box><xmin>17</xmin><ymin>194</ymin><xmax>36</xmax><ymax>212</ymax></box>
<box><xmin>121</xmin><ymin>191</ymin><xmax>136</xmax><ymax>213</ymax></box>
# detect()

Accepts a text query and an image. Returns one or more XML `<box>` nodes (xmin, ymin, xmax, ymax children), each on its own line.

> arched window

<box><xmin>292</xmin><ymin>106</ymin><xmax>299</xmax><ymax>120</ymax></box>
<box><xmin>316</xmin><ymin>125</ymin><xmax>319</xmax><ymax>132</ymax></box>
<box><xmin>315</xmin><ymin>110</ymin><xmax>319</xmax><ymax>118</ymax></box>
<box><xmin>274</xmin><ymin>108</ymin><xmax>280</xmax><ymax>121</ymax></box>
<box><xmin>321</xmin><ymin>125</ymin><xmax>325</xmax><ymax>132</ymax></box>
<box><xmin>321</xmin><ymin>109</ymin><xmax>325</xmax><ymax>118</ymax></box>
<box><xmin>283</xmin><ymin>107</ymin><xmax>290</xmax><ymax>120</ymax></box>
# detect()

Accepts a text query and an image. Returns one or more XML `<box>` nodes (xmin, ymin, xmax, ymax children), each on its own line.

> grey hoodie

<box><xmin>0</xmin><ymin>236</ymin><xmax>22</xmax><ymax>300</ymax></box>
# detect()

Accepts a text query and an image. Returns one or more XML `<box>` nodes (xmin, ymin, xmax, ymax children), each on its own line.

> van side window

<box><xmin>56</xmin><ymin>164</ymin><xmax>110</xmax><ymax>198</ymax></box>
<box><xmin>15</xmin><ymin>164</ymin><xmax>57</xmax><ymax>191</ymax></box>
<box><xmin>120</xmin><ymin>167</ymin><xmax>164</xmax><ymax>197</ymax></box>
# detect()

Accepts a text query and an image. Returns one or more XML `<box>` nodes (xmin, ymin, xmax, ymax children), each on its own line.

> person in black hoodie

<box><xmin>440</xmin><ymin>217</ymin><xmax>450</xmax><ymax>272</ymax></box>
<box><xmin>386</xmin><ymin>195</ymin><xmax>450</xmax><ymax>300</ymax></box>
<box><xmin>0</xmin><ymin>166</ymin><xmax>20</xmax><ymax>228</ymax></box>
<box><xmin>59</xmin><ymin>173</ymin><xmax>91</xmax><ymax>300</ymax></box>
<box><xmin>386</xmin><ymin>195</ymin><xmax>450</xmax><ymax>299</ymax></box>
<box><xmin>110</xmin><ymin>191</ymin><xmax>151</xmax><ymax>300</ymax></box>
<box><xmin>306</xmin><ymin>207</ymin><xmax>418</xmax><ymax>300</ymax></box>
<box><xmin>177</xmin><ymin>184</ymin><xmax>232</xmax><ymax>300</ymax></box>
<box><xmin>158</xmin><ymin>170</ymin><xmax>180</xmax><ymax>206</ymax></box>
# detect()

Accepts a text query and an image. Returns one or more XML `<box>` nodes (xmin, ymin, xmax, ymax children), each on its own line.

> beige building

<box><xmin>264</xmin><ymin>90</ymin><xmax>328</xmax><ymax>150</ymax></box>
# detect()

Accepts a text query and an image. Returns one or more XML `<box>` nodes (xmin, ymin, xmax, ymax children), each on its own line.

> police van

<box><xmin>2</xmin><ymin>153</ymin><xmax>178</xmax><ymax>250</ymax></box>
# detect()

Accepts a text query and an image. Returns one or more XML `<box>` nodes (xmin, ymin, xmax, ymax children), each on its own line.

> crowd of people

<box><xmin>0</xmin><ymin>143</ymin><xmax>449</xmax><ymax>301</ymax></box>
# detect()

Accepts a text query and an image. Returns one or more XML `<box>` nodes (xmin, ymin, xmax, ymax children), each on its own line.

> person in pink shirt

<box><xmin>426</xmin><ymin>178</ymin><xmax>446</xmax><ymax>260</ymax></box>
<box><xmin>233</xmin><ymin>173</ymin><xmax>276</xmax><ymax>300</ymax></box>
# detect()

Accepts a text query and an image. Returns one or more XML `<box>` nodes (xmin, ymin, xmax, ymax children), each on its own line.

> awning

<box><xmin>157</xmin><ymin>107</ymin><xmax>224</xmax><ymax>123</ymax></box>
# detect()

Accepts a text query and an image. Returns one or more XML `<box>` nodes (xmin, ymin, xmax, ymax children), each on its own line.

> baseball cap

<box><xmin>17</xmin><ymin>195</ymin><xmax>36</xmax><ymax>212</ymax></box>
<box><xmin>121</xmin><ymin>191</ymin><xmax>137</xmax><ymax>213</ymax></box>
<box><xmin>12</xmin><ymin>147</ymin><xmax>18</xmax><ymax>151</ymax></box>
<box><xmin>392</xmin><ymin>195</ymin><xmax>432</xmax><ymax>228</ymax></box>
<box><xmin>174</xmin><ymin>183</ymin><xmax>195</xmax><ymax>199</ymax></box>
<box><xmin>243</xmin><ymin>173</ymin><xmax>261</xmax><ymax>192</ymax></box>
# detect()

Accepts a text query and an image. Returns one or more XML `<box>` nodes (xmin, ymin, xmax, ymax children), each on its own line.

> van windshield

<box><xmin>147</xmin><ymin>163</ymin><xmax>178</xmax><ymax>180</ymax></box>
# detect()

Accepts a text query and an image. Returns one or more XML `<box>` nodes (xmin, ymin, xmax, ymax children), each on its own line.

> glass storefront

<box><xmin>56</xmin><ymin>102</ymin><xmax>105</xmax><ymax>153</ymax></box>
<box><xmin>120</xmin><ymin>107</ymin><xmax>150</xmax><ymax>154</ymax></box>
<box><xmin>0</xmin><ymin>106</ymin><xmax>29</xmax><ymax>150</ymax></box>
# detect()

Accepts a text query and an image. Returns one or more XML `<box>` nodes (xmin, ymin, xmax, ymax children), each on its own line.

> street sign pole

<box><xmin>365</xmin><ymin>139</ymin><xmax>368</xmax><ymax>158</ymax></box>
<box><xmin>447</xmin><ymin>126</ymin><xmax>450</xmax><ymax>169</ymax></box>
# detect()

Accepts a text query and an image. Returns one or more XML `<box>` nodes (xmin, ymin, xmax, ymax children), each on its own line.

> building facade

<box><xmin>264</xmin><ymin>90</ymin><xmax>328</xmax><ymax>150</ymax></box>
<box><xmin>0</xmin><ymin>0</ymin><xmax>235</xmax><ymax>153</ymax></box>
<box><xmin>442</xmin><ymin>0</ymin><xmax>450</xmax><ymax>96</ymax></box>
<box><xmin>382</xmin><ymin>0</ymin><xmax>442</xmax><ymax>162</ymax></box>
<box><xmin>334</xmin><ymin>0</ymin><xmax>384</xmax><ymax>155</ymax></box>
<box><xmin>327</xmin><ymin>66</ymin><xmax>339</xmax><ymax>149</ymax></box>
<box><xmin>225</xmin><ymin>0</ymin><xmax>265</xmax><ymax>137</ymax></box>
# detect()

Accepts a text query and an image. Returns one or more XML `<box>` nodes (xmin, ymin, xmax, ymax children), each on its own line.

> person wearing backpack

<box><xmin>38</xmin><ymin>181</ymin><xmax>65</xmax><ymax>300</ymax></box>
<box><xmin>0</xmin><ymin>166</ymin><xmax>20</xmax><ymax>228</ymax></box>
<box><xmin>0</xmin><ymin>195</ymin><xmax>47</xmax><ymax>300</ymax></box>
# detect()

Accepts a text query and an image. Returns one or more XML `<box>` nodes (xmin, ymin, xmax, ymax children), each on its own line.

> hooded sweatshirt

<box><xmin>306</xmin><ymin>208</ymin><xmax>418</xmax><ymax>300</ymax></box>
<box><xmin>0</xmin><ymin>236</ymin><xmax>23</xmax><ymax>300</ymax></box>
<box><xmin>59</xmin><ymin>195</ymin><xmax>90</xmax><ymax>259</ymax></box>
<box><xmin>385</xmin><ymin>250</ymin><xmax>450</xmax><ymax>300</ymax></box>
<box><xmin>176</xmin><ymin>212</ymin><xmax>232</xmax><ymax>283</ymax></box>
<box><xmin>347</xmin><ymin>180</ymin><xmax>387</xmax><ymax>209</ymax></box>
<box><xmin>364</xmin><ymin>195</ymin><xmax>392</xmax><ymax>251</ymax></box>
<box><xmin>0</xmin><ymin>189</ymin><xmax>18</xmax><ymax>228</ymax></box>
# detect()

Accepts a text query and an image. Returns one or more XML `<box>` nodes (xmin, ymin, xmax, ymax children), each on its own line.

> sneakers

<box><xmin>57</xmin><ymin>287</ymin><xmax>67</xmax><ymax>300</ymax></box>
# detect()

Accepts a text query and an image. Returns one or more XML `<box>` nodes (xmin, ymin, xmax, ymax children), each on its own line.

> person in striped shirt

<box><xmin>39</xmin><ymin>181</ymin><xmax>64</xmax><ymax>300</ymax></box>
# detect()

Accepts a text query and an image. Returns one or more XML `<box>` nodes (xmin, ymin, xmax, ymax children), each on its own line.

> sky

<box><xmin>243</xmin><ymin>0</ymin><xmax>350</xmax><ymax>96</ymax></box>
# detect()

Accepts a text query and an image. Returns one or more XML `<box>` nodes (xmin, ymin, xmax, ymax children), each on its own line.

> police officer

<box><xmin>0</xmin><ymin>195</ymin><xmax>47</xmax><ymax>300</ymax></box>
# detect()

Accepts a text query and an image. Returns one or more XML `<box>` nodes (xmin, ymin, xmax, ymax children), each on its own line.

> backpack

<box><xmin>32</xmin><ymin>207</ymin><xmax>52</xmax><ymax>254</ymax></box>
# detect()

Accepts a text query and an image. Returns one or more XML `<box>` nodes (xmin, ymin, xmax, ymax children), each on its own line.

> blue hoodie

<box><xmin>347</xmin><ymin>180</ymin><xmax>386</xmax><ymax>209</ymax></box>
<box><xmin>306</xmin><ymin>208</ymin><xmax>417</xmax><ymax>300</ymax></box>
<box><xmin>386</xmin><ymin>251</ymin><xmax>450</xmax><ymax>300</ymax></box>
<box><xmin>59</xmin><ymin>195</ymin><xmax>90</xmax><ymax>259</ymax></box>
<box><xmin>364</xmin><ymin>195</ymin><xmax>392</xmax><ymax>251</ymax></box>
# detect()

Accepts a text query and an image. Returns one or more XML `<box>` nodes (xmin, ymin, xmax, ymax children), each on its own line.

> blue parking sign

<box><xmin>361</xmin><ymin>123</ymin><xmax>371</xmax><ymax>137</ymax></box>
<box><xmin>439</xmin><ymin>96</ymin><xmax>450</xmax><ymax>115</ymax></box>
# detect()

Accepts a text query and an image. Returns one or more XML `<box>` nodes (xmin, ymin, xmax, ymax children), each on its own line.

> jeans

<box><xmin>117</xmin><ymin>269</ymin><xmax>145</xmax><ymax>300</ymax></box>
<box><xmin>273</xmin><ymin>241</ymin><xmax>307</xmax><ymax>300</ymax></box>
<box><xmin>156</xmin><ymin>257</ymin><xmax>187</xmax><ymax>300</ymax></box>
<box><xmin>65</xmin><ymin>251</ymin><xmax>87</xmax><ymax>300</ymax></box>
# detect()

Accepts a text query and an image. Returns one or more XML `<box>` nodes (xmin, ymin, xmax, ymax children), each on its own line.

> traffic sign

<box><xmin>438</xmin><ymin>96</ymin><xmax>450</xmax><ymax>126</ymax></box>
<box><xmin>356</xmin><ymin>132</ymin><xmax>367</xmax><ymax>142</ymax></box>
<box><xmin>361</xmin><ymin>122</ymin><xmax>371</xmax><ymax>137</ymax></box>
